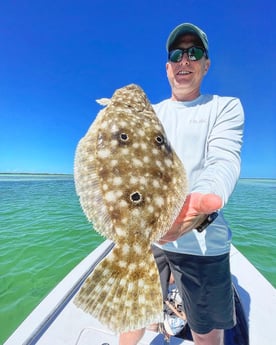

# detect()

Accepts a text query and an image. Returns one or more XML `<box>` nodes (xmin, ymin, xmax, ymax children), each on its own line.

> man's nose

<box><xmin>180</xmin><ymin>53</ymin><xmax>190</xmax><ymax>64</ymax></box>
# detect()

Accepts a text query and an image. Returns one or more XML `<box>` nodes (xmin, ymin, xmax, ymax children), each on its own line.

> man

<box><xmin>120</xmin><ymin>23</ymin><xmax>244</xmax><ymax>345</ymax></box>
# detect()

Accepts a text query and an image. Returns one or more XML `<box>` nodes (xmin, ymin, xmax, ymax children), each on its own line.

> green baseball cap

<box><xmin>166</xmin><ymin>23</ymin><xmax>209</xmax><ymax>54</ymax></box>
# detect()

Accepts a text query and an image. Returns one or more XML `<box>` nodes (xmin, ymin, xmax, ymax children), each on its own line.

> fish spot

<box><xmin>141</xmin><ymin>142</ymin><xmax>148</xmax><ymax>150</ymax></box>
<box><xmin>152</xmin><ymin>180</ymin><xmax>160</xmax><ymax>188</ymax></box>
<box><xmin>110</xmin><ymin>159</ymin><xmax>118</xmax><ymax>167</ymax></box>
<box><xmin>121</xmin><ymin>148</ymin><xmax>130</xmax><ymax>155</ymax></box>
<box><xmin>105</xmin><ymin>191</ymin><xmax>116</xmax><ymax>202</ymax></box>
<box><xmin>101</xmin><ymin>120</ymin><xmax>108</xmax><ymax>129</ymax></box>
<box><xmin>128</xmin><ymin>282</ymin><xmax>134</xmax><ymax>291</ymax></box>
<box><xmin>110</xmin><ymin>124</ymin><xmax>119</xmax><ymax>133</ymax></box>
<box><xmin>130</xmin><ymin>191</ymin><xmax>143</xmax><ymax>204</ymax></box>
<box><xmin>138</xmin><ymin>279</ymin><xmax>145</xmax><ymax>288</ymax></box>
<box><xmin>155</xmin><ymin>160</ymin><xmax>162</xmax><ymax>168</ymax></box>
<box><xmin>113</xmin><ymin>176</ymin><xmax>123</xmax><ymax>185</ymax></box>
<box><xmin>154</xmin><ymin>196</ymin><xmax>165</xmax><ymax>207</ymax></box>
<box><xmin>102</xmin><ymin>184</ymin><xmax>109</xmax><ymax>191</ymax></box>
<box><xmin>130</xmin><ymin>176</ymin><xmax>138</xmax><ymax>184</ymax></box>
<box><xmin>115</xmin><ymin>227</ymin><xmax>125</xmax><ymax>237</ymax></box>
<box><xmin>154</xmin><ymin>124</ymin><xmax>162</xmax><ymax>131</ymax></box>
<box><xmin>129</xmin><ymin>263</ymin><xmax>137</xmax><ymax>271</ymax></box>
<box><xmin>119</xmin><ymin>120</ymin><xmax>128</xmax><ymax>127</ymax></box>
<box><xmin>122</xmin><ymin>243</ymin><xmax>130</xmax><ymax>254</ymax></box>
<box><xmin>116</xmin><ymin>190</ymin><xmax>123</xmax><ymax>198</ymax></box>
<box><xmin>134</xmin><ymin>244</ymin><xmax>142</xmax><ymax>254</ymax></box>
<box><xmin>137</xmin><ymin>128</ymin><xmax>145</xmax><ymax>136</ymax></box>
<box><xmin>132</xmin><ymin>158</ymin><xmax>143</xmax><ymax>167</ymax></box>
<box><xmin>165</xmin><ymin>158</ymin><xmax>173</xmax><ymax>167</ymax></box>
<box><xmin>131</xmin><ymin>208</ymin><xmax>141</xmax><ymax>217</ymax></box>
<box><xmin>148</xmin><ymin>205</ymin><xmax>154</xmax><ymax>213</ymax></box>
<box><xmin>118</xmin><ymin>261</ymin><xmax>127</xmax><ymax>268</ymax></box>
<box><xmin>98</xmin><ymin>148</ymin><xmax>111</xmax><ymax>159</ymax></box>
<box><xmin>119</xmin><ymin>200</ymin><xmax>128</xmax><ymax>208</ymax></box>
<box><xmin>111</xmin><ymin>140</ymin><xmax>118</xmax><ymax>147</ymax></box>
<box><xmin>139</xmin><ymin>176</ymin><xmax>147</xmax><ymax>185</ymax></box>
<box><xmin>143</xmin><ymin>156</ymin><xmax>150</xmax><ymax>163</ymax></box>
<box><xmin>138</xmin><ymin>295</ymin><xmax>146</xmax><ymax>304</ymax></box>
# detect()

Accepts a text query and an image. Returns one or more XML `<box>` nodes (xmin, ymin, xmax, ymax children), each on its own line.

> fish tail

<box><xmin>74</xmin><ymin>245</ymin><xmax>163</xmax><ymax>333</ymax></box>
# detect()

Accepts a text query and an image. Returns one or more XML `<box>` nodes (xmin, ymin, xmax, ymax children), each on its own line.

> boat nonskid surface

<box><xmin>73</xmin><ymin>326</ymin><xmax>194</xmax><ymax>345</ymax></box>
<box><xmin>34</xmin><ymin>301</ymin><xmax>193</xmax><ymax>345</ymax></box>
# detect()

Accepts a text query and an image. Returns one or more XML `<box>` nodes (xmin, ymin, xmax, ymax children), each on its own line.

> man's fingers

<box><xmin>158</xmin><ymin>193</ymin><xmax>223</xmax><ymax>244</ymax></box>
<box><xmin>198</xmin><ymin>193</ymin><xmax>222</xmax><ymax>213</ymax></box>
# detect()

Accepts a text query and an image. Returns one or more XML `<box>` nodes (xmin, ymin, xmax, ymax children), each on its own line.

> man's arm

<box><xmin>192</xmin><ymin>98</ymin><xmax>244</xmax><ymax>206</ymax></box>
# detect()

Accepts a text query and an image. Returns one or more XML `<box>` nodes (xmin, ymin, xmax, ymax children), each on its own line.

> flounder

<box><xmin>74</xmin><ymin>84</ymin><xmax>188</xmax><ymax>333</ymax></box>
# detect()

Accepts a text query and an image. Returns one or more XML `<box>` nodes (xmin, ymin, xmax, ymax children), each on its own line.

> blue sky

<box><xmin>0</xmin><ymin>0</ymin><xmax>275</xmax><ymax>178</ymax></box>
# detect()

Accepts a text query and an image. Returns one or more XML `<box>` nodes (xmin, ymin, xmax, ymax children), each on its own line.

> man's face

<box><xmin>166</xmin><ymin>34</ymin><xmax>211</xmax><ymax>100</ymax></box>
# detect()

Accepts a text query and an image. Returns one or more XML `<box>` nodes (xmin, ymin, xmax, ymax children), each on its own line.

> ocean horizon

<box><xmin>0</xmin><ymin>174</ymin><xmax>275</xmax><ymax>343</ymax></box>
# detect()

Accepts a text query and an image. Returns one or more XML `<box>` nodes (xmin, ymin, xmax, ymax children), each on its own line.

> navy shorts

<box><xmin>152</xmin><ymin>245</ymin><xmax>236</xmax><ymax>334</ymax></box>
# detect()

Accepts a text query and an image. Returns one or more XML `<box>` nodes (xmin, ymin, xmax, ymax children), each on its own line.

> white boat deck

<box><xmin>230</xmin><ymin>245</ymin><xmax>276</xmax><ymax>345</ymax></box>
<box><xmin>4</xmin><ymin>241</ymin><xmax>276</xmax><ymax>345</ymax></box>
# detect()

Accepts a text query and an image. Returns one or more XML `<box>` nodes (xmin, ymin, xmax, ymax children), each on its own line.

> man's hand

<box><xmin>159</xmin><ymin>193</ymin><xmax>222</xmax><ymax>244</ymax></box>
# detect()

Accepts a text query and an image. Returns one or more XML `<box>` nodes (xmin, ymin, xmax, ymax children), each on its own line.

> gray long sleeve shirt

<box><xmin>153</xmin><ymin>94</ymin><xmax>244</xmax><ymax>255</ymax></box>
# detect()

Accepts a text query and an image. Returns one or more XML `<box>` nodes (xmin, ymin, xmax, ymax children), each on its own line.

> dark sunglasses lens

<box><xmin>169</xmin><ymin>47</ymin><xmax>205</xmax><ymax>62</ymax></box>
<box><xmin>188</xmin><ymin>47</ymin><xmax>204</xmax><ymax>60</ymax></box>
<box><xmin>169</xmin><ymin>49</ymin><xmax>183</xmax><ymax>62</ymax></box>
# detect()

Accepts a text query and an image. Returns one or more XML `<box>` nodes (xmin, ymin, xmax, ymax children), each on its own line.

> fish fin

<box><xmin>96</xmin><ymin>97</ymin><xmax>111</xmax><ymax>106</ymax></box>
<box><xmin>74</xmin><ymin>109</ymin><xmax>116</xmax><ymax>241</ymax></box>
<box><xmin>74</xmin><ymin>245</ymin><xmax>163</xmax><ymax>333</ymax></box>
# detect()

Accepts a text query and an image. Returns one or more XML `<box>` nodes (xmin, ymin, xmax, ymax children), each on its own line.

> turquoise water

<box><xmin>0</xmin><ymin>175</ymin><xmax>275</xmax><ymax>343</ymax></box>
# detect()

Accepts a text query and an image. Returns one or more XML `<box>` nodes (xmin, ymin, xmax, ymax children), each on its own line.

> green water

<box><xmin>0</xmin><ymin>175</ymin><xmax>275</xmax><ymax>343</ymax></box>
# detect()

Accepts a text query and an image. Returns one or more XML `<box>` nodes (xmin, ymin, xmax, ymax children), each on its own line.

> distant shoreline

<box><xmin>0</xmin><ymin>172</ymin><xmax>73</xmax><ymax>176</ymax></box>
<box><xmin>0</xmin><ymin>173</ymin><xmax>274</xmax><ymax>180</ymax></box>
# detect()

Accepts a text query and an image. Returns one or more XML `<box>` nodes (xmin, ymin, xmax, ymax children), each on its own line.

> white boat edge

<box><xmin>4</xmin><ymin>240</ymin><xmax>276</xmax><ymax>345</ymax></box>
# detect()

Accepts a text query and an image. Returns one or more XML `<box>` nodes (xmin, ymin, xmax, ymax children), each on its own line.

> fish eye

<box><xmin>130</xmin><ymin>191</ymin><xmax>143</xmax><ymax>204</ymax></box>
<box><xmin>118</xmin><ymin>132</ymin><xmax>129</xmax><ymax>144</ymax></box>
<box><xmin>155</xmin><ymin>135</ymin><xmax>164</xmax><ymax>145</ymax></box>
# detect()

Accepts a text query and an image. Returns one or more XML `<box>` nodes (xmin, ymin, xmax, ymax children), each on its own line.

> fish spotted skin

<box><xmin>74</xmin><ymin>84</ymin><xmax>188</xmax><ymax>333</ymax></box>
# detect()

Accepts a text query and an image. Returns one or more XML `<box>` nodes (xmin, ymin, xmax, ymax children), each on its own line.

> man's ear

<box><xmin>204</xmin><ymin>59</ymin><xmax>211</xmax><ymax>75</ymax></box>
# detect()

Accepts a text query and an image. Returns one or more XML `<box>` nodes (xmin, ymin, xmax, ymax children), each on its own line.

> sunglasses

<box><xmin>168</xmin><ymin>46</ymin><xmax>208</xmax><ymax>62</ymax></box>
